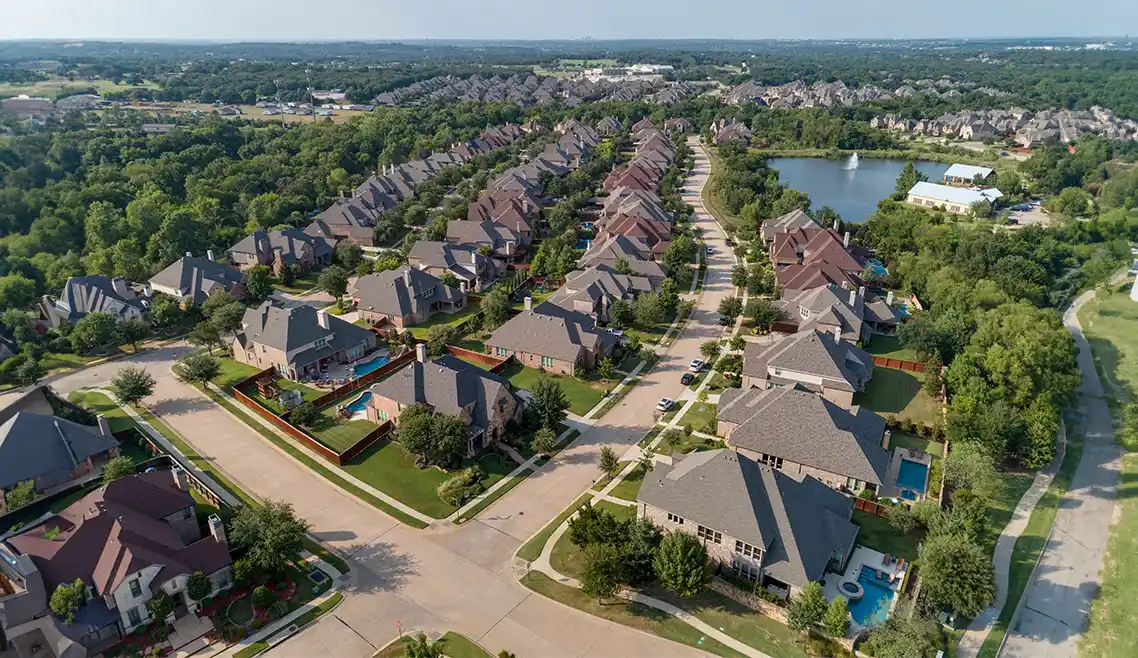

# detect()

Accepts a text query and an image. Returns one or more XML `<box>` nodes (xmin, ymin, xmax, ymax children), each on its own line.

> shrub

<box><xmin>267</xmin><ymin>600</ymin><xmax>289</xmax><ymax>620</ymax></box>
<box><xmin>251</xmin><ymin>619</ymin><xmax>264</xmax><ymax>630</ymax></box>
<box><xmin>251</xmin><ymin>585</ymin><xmax>276</xmax><ymax>609</ymax></box>
<box><xmin>275</xmin><ymin>581</ymin><xmax>288</xmax><ymax>591</ymax></box>
<box><xmin>436</xmin><ymin>468</ymin><xmax>485</xmax><ymax>506</ymax></box>
<box><xmin>149</xmin><ymin>625</ymin><xmax>170</xmax><ymax>642</ymax></box>
<box><xmin>858</xmin><ymin>488</ymin><xmax>878</xmax><ymax>501</ymax></box>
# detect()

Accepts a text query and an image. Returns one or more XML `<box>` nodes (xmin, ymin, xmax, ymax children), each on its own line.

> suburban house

<box><xmin>407</xmin><ymin>241</ymin><xmax>496</xmax><ymax>292</ymax></box>
<box><xmin>760</xmin><ymin>208</ymin><xmax>821</xmax><ymax>244</ymax></box>
<box><xmin>637</xmin><ymin>449</ymin><xmax>859</xmax><ymax>599</ymax></box>
<box><xmin>366</xmin><ymin>345</ymin><xmax>521</xmax><ymax>455</ymax></box>
<box><xmin>740</xmin><ymin>329</ymin><xmax>874</xmax><ymax>407</ymax></box>
<box><xmin>541</xmin><ymin>266</ymin><xmax>652</xmax><ymax>323</ymax></box>
<box><xmin>350</xmin><ymin>267</ymin><xmax>466</xmax><ymax>328</ymax></box>
<box><xmin>0</xmin><ymin>410</ymin><xmax>120</xmax><ymax>514</ymax></box>
<box><xmin>578</xmin><ymin>235</ymin><xmax>666</xmax><ymax>285</ymax></box>
<box><xmin>445</xmin><ymin>219</ymin><xmax>529</xmax><ymax>263</ymax></box>
<box><xmin>485</xmin><ymin>305</ymin><xmax>616</xmax><ymax>376</ymax></box>
<box><xmin>906</xmin><ymin>181</ymin><xmax>1003</xmax><ymax>215</ymax></box>
<box><xmin>148</xmin><ymin>255</ymin><xmax>246</xmax><ymax>306</ymax></box>
<box><xmin>39</xmin><ymin>276</ymin><xmax>148</xmax><ymax>329</ymax></box>
<box><xmin>231</xmin><ymin>302</ymin><xmax>377</xmax><ymax>381</ymax></box>
<box><xmin>716</xmin><ymin>386</ymin><xmax>892</xmax><ymax>495</ymax></box>
<box><xmin>711</xmin><ymin>120</ymin><xmax>753</xmax><ymax>144</ymax></box>
<box><xmin>226</xmin><ymin>229</ymin><xmax>335</xmax><ymax>274</ymax></box>
<box><xmin>0</xmin><ymin>470</ymin><xmax>233</xmax><ymax>658</ymax></box>
<box><xmin>306</xmin><ymin>198</ymin><xmax>378</xmax><ymax>247</ymax></box>
<box><xmin>596</xmin><ymin>116</ymin><xmax>623</xmax><ymax>135</ymax></box>
<box><xmin>942</xmin><ymin>163</ymin><xmax>995</xmax><ymax>186</ymax></box>
<box><xmin>775</xmin><ymin>284</ymin><xmax>900</xmax><ymax>344</ymax></box>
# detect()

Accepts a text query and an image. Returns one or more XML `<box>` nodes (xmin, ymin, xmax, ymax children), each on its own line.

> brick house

<box><xmin>484</xmin><ymin>305</ymin><xmax>616</xmax><ymax>377</ymax></box>
<box><xmin>231</xmin><ymin>302</ymin><xmax>377</xmax><ymax>381</ymax></box>
<box><xmin>740</xmin><ymin>329</ymin><xmax>874</xmax><ymax>408</ymax></box>
<box><xmin>226</xmin><ymin>229</ymin><xmax>335</xmax><ymax>275</ymax></box>
<box><xmin>350</xmin><ymin>267</ymin><xmax>466</xmax><ymax>328</ymax></box>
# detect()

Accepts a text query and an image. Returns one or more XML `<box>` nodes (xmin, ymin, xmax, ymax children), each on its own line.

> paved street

<box><xmin>24</xmin><ymin>140</ymin><xmax>731</xmax><ymax>658</ymax></box>
<box><xmin>1001</xmin><ymin>290</ymin><xmax>1124</xmax><ymax>658</ymax></box>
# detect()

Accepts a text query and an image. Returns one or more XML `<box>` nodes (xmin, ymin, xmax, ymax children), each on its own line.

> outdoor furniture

<box><xmin>882</xmin><ymin>553</ymin><xmax>892</xmax><ymax>566</ymax></box>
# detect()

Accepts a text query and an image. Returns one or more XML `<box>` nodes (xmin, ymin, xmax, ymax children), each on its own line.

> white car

<box><xmin>657</xmin><ymin>398</ymin><xmax>675</xmax><ymax>412</ymax></box>
<box><xmin>689</xmin><ymin>359</ymin><xmax>705</xmax><ymax>372</ymax></box>
<box><xmin>605</xmin><ymin>327</ymin><xmax>624</xmax><ymax>337</ymax></box>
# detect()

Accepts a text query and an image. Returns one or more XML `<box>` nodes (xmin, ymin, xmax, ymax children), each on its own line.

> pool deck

<box><xmin>879</xmin><ymin>445</ymin><xmax>933</xmax><ymax>501</ymax></box>
<box><xmin>822</xmin><ymin>545</ymin><xmax>908</xmax><ymax>634</ymax></box>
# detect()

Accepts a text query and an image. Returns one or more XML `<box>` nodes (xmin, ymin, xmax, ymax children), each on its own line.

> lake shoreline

<box><xmin>754</xmin><ymin>147</ymin><xmax>997</xmax><ymax>167</ymax></box>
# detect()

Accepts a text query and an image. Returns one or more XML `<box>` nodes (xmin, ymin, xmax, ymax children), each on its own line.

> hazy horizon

<box><xmin>1</xmin><ymin>0</ymin><xmax>1136</xmax><ymax>42</ymax></box>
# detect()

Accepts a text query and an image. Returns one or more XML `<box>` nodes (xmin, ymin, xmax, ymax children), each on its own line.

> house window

<box><xmin>127</xmin><ymin>606</ymin><xmax>142</xmax><ymax>626</ymax></box>
<box><xmin>697</xmin><ymin>525</ymin><xmax>722</xmax><ymax>544</ymax></box>
<box><xmin>495</xmin><ymin>347</ymin><xmax>508</xmax><ymax>357</ymax></box>
<box><xmin>667</xmin><ymin>513</ymin><xmax>685</xmax><ymax>525</ymax></box>
<box><xmin>129</xmin><ymin>579</ymin><xmax>142</xmax><ymax>597</ymax></box>
<box><xmin>760</xmin><ymin>453</ymin><xmax>784</xmax><ymax>470</ymax></box>
<box><xmin>732</xmin><ymin>559</ymin><xmax>762</xmax><ymax>583</ymax></box>
<box><xmin>541</xmin><ymin>356</ymin><xmax>554</xmax><ymax>368</ymax></box>
<box><xmin>735</xmin><ymin>540</ymin><xmax>760</xmax><ymax>559</ymax></box>
<box><xmin>182</xmin><ymin>507</ymin><xmax>193</xmax><ymax>520</ymax></box>
<box><xmin>313</xmin><ymin>337</ymin><xmax>328</xmax><ymax>349</ymax></box>
<box><xmin>377</xmin><ymin>409</ymin><xmax>388</xmax><ymax>421</ymax></box>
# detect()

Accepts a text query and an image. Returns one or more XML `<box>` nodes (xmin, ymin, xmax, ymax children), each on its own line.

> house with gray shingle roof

<box><xmin>775</xmin><ymin>284</ymin><xmax>899</xmax><ymax>344</ymax></box>
<box><xmin>637</xmin><ymin>449</ymin><xmax>859</xmax><ymax>598</ymax></box>
<box><xmin>231</xmin><ymin>301</ymin><xmax>377</xmax><ymax>381</ymax></box>
<box><xmin>485</xmin><ymin>307</ymin><xmax>616</xmax><ymax>377</ymax></box>
<box><xmin>716</xmin><ymin>386</ymin><xmax>891</xmax><ymax>494</ymax></box>
<box><xmin>39</xmin><ymin>275</ymin><xmax>148</xmax><ymax>329</ymax></box>
<box><xmin>407</xmin><ymin>241</ymin><xmax>496</xmax><ymax>292</ymax></box>
<box><xmin>760</xmin><ymin>208</ymin><xmax>821</xmax><ymax>244</ymax></box>
<box><xmin>227</xmin><ymin>229</ymin><xmax>335</xmax><ymax>275</ymax></box>
<box><xmin>148</xmin><ymin>255</ymin><xmax>246</xmax><ymax>306</ymax></box>
<box><xmin>541</xmin><ymin>266</ymin><xmax>652</xmax><ymax>323</ymax></box>
<box><xmin>741</xmin><ymin>330</ymin><xmax>874</xmax><ymax>407</ymax></box>
<box><xmin>350</xmin><ymin>267</ymin><xmax>466</xmax><ymax>329</ymax></box>
<box><xmin>366</xmin><ymin>347</ymin><xmax>521</xmax><ymax>455</ymax></box>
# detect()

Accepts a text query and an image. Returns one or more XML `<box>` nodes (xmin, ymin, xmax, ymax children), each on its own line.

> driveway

<box><xmin>1001</xmin><ymin>290</ymin><xmax>1124</xmax><ymax>658</ymax></box>
<box><xmin>39</xmin><ymin>143</ymin><xmax>731</xmax><ymax>658</ymax></box>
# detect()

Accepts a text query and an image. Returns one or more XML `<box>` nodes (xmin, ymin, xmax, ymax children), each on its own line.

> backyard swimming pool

<box><xmin>352</xmin><ymin>355</ymin><xmax>389</xmax><ymax>377</ymax></box>
<box><xmin>346</xmin><ymin>391</ymin><xmax>372</xmax><ymax>413</ymax></box>
<box><xmin>896</xmin><ymin>458</ymin><xmax>930</xmax><ymax>499</ymax></box>
<box><xmin>848</xmin><ymin>568</ymin><xmax>895</xmax><ymax>627</ymax></box>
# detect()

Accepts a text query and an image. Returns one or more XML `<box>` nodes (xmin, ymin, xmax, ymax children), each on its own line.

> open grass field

<box><xmin>118</xmin><ymin>101</ymin><xmax>371</xmax><ymax>124</ymax></box>
<box><xmin>855</xmin><ymin>367</ymin><xmax>942</xmax><ymax>426</ymax></box>
<box><xmin>0</xmin><ymin>77</ymin><xmax>158</xmax><ymax>99</ymax></box>
<box><xmin>1078</xmin><ymin>284</ymin><xmax>1138</xmax><ymax>403</ymax></box>
<box><xmin>502</xmin><ymin>362</ymin><xmax>608</xmax><ymax>415</ymax></box>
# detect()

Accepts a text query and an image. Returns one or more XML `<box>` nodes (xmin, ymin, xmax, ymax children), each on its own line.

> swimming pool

<box><xmin>848</xmin><ymin>568</ymin><xmax>895</xmax><ymax>627</ymax></box>
<box><xmin>346</xmin><ymin>391</ymin><xmax>372</xmax><ymax>413</ymax></box>
<box><xmin>575</xmin><ymin>240</ymin><xmax>591</xmax><ymax>250</ymax></box>
<box><xmin>896</xmin><ymin>458</ymin><xmax>929</xmax><ymax>498</ymax></box>
<box><xmin>352</xmin><ymin>355</ymin><xmax>390</xmax><ymax>377</ymax></box>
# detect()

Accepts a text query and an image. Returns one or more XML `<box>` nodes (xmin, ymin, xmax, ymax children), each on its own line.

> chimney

<box><xmin>317</xmin><ymin>309</ymin><xmax>330</xmax><ymax>329</ymax></box>
<box><xmin>470</xmin><ymin>249</ymin><xmax>477</xmax><ymax>264</ymax></box>
<box><xmin>848</xmin><ymin>289</ymin><xmax>857</xmax><ymax>306</ymax></box>
<box><xmin>459</xmin><ymin>280</ymin><xmax>467</xmax><ymax>293</ymax></box>
<box><xmin>843</xmin><ymin>231</ymin><xmax>851</xmax><ymax>248</ymax></box>
<box><xmin>886</xmin><ymin>291</ymin><xmax>895</xmax><ymax>305</ymax></box>
<box><xmin>403</xmin><ymin>268</ymin><xmax>412</xmax><ymax>286</ymax></box>
<box><xmin>185</xmin><ymin>251</ymin><xmax>192</xmax><ymax>258</ymax></box>
<box><xmin>832</xmin><ymin>218</ymin><xmax>840</xmax><ymax>231</ymax></box>
<box><xmin>172</xmin><ymin>467</ymin><xmax>188</xmax><ymax>492</ymax></box>
<box><xmin>833</xmin><ymin>325</ymin><xmax>842</xmax><ymax>342</ymax></box>
<box><xmin>207</xmin><ymin>514</ymin><xmax>227</xmax><ymax>545</ymax></box>
<box><xmin>96</xmin><ymin>414</ymin><xmax>112</xmax><ymax>438</ymax></box>
<box><xmin>415</xmin><ymin>342</ymin><xmax>428</xmax><ymax>363</ymax></box>
<box><xmin>858</xmin><ymin>285</ymin><xmax>866</xmax><ymax>298</ymax></box>
<box><xmin>506</xmin><ymin>241</ymin><xmax>514</xmax><ymax>256</ymax></box>
<box><xmin>524</xmin><ymin>296</ymin><xmax>533</xmax><ymax>311</ymax></box>
<box><xmin>206</xmin><ymin>249</ymin><xmax>214</xmax><ymax>262</ymax></box>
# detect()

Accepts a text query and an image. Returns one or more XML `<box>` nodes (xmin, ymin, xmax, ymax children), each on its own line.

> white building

<box><xmin>906</xmin><ymin>181</ymin><xmax>1003</xmax><ymax>215</ymax></box>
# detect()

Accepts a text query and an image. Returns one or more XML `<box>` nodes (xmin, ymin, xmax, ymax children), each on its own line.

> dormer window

<box><xmin>313</xmin><ymin>337</ymin><xmax>328</xmax><ymax>349</ymax></box>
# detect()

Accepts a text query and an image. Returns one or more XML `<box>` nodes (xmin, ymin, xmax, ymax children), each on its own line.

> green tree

<box><xmin>245</xmin><ymin>265</ymin><xmax>274</xmax><ymax>301</ymax></box>
<box><xmin>405</xmin><ymin>633</ymin><xmax>445</xmax><ymax>658</ymax></box>
<box><xmin>102</xmin><ymin>456</ymin><xmax>135</xmax><ymax>483</ymax></box>
<box><xmin>0</xmin><ymin>275</ymin><xmax>37</xmax><ymax>311</ymax></box>
<box><xmin>728</xmin><ymin>334</ymin><xmax>746</xmax><ymax>352</ymax></box>
<box><xmin>917</xmin><ymin>533</ymin><xmax>996</xmax><ymax>618</ymax></box>
<box><xmin>480</xmin><ymin>287</ymin><xmax>511</xmax><ymax>331</ymax></box>
<box><xmin>2</xmin><ymin>309</ymin><xmax>36</xmax><ymax>345</ymax></box>
<box><xmin>863</xmin><ymin>603</ymin><xmax>941</xmax><ymax>658</ymax></box>
<box><xmin>426</xmin><ymin>324</ymin><xmax>458</xmax><ymax>356</ymax></box>
<box><xmin>186</xmin><ymin>571</ymin><xmax>211</xmax><ymax>602</ymax></box>
<box><xmin>50</xmin><ymin>579</ymin><xmax>86</xmax><ymax>623</ymax></box>
<box><xmin>598</xmin><ymin>446</ymin><xmax>621</xmax><ymax>479</ymax></box>
<box><xmin>532</xmin><ymin>426</ymin><xmax>559</xmax><ymax>457</ymax></box>
<box><xmin>823</xmin><ymin>596</ymin><xmax>850</xmax><ymax>637</ymax></box>
<box><xmin>188</xmin><ymin>321</ymin><xmax>224</xmax><ymax>353</ymax></box>
<box><xmin>1021</xmin><ymin>397</ymin><xmax>1058</xmax><ymax>469</ymax></box>
<box><xmin>634</xmin><ymin>292</ymin><xmax>664</xmax><ymax>330</ymax></box>
<box><xmin>717</xmin><ymin>296</ymin><xmax>743</xmax><ymax>320</ymax></box>
<box><xmin>336</xmin><ymin>241</ymin><xmax>364</xmax><ymax>269</ymax></box>
<box><xmin>700</xmin><ymin>340</ymin><xmax>722</xmax><ymax>361</ymax></box>
<box><xmin>252</xmin><ymin>585</ymin><xmax>276</xmax><ymax>609</ymax></box>
<box><xmin>943</xmin><ymin>439</ymin><xmax>998</xmax><ymax>497</ymax></box>
<box><xmin>70</xmin><ymin>312</ymin><xmax>117</xmax><ymax>354</ymax></box>
<box><xmin>659</xmin><ymin>278</ymin><xmax>679</xmax><ymax>317</ymax></box>
<box><xmin>894</xmin><ymin>161</ymin><xmax>928</xmax><ymax>198</ymax></box>
<box><xmin>176</xmin><ymin>353</ymin><xmax>221</xmax><ymax>386</ymax></box>
<box><xmin>326</xmin><ymin>167</ymin><xmax>351</xmax><ymax>195</ymax></box>
<box><xmin>731</xmin><ymin>264</ymin><xmax>749</xmax><ymax>288</ymax></box>
<box><xmin>116</xmin><ymin>317</ymin><xmax>149</xmax><ymax>352</ymax></box>
<box><xmin>149</xmin><ymin>294</ymin><xmax>182</xmax><ymax>328</ymax></box>
<box><xmin>969</xmin><ymin>200</ymin><xmax>992</xmax><ymax>219</ymax></box>
<box><xmin>610</xmin><ymin>300</ymin><xmax>634</xmax><ymax>328</ymax></box>
<box><xmin>530</xmin><ymin>376</ymin><xmax>569</xmax><ymax>430</ymax></box>
<box><xmin>597</xmin><ymin>357</ymin><xmax>614</xmax><ymax>382</ymax></box>
<box><xmin>613</xmin><ymin>256</ymin><xmax>632</xmax><ymax>274</ymax></box>
<box><xmin>662</xmin><ymin>235</ymin><xmax>695</xmax><ymax>273</ymax></box>
<box><xmin>147</xmin><ymin>590</ymin><xmax>175</xmax><ymax>621</ymax></box>
<box><xmin>746</xmin><ymin>299</ymin><xmax>779</xmax><ymax>330</ymax></box>
<box><xmin>786</xmin><ymin>581</ymin><xmax>828</xmax><ymax>635</ymax></box>
<box><xmin>5</xmin><ymin>480</ymin><xmax>41</xmax><ymax>510</ymax></box>
<box><xmin>580</xmin><ymin>543</ymin><xmax>626</xmax><ymax>604</ymax></box>
<box><xmin>653</xmin><ymin>531</ymin><xmax>710</xmax><ymax>597</ymax></box>
<box><xmin>14</xmin><ymin>358</ymin><xmax>46</xmax><ymax>387</ymax></box>
<box><xmin>318</xmin><ymin>265</ymin><xmax>349</xmax><ymax>302</ymax></box>
<box><xmin>288</xmin><ymin>403</ymin><xmax>319</xmax><ymax>427</ymax></box>
<box><xmin>664</xmin><ymin>428</ymin><xmax>684</xmax><ymax>449</ymax></box>
<box><xmin>230</xmin><ymin>499</ymin><xmax>311</xmax><ymax>574</ymax></box>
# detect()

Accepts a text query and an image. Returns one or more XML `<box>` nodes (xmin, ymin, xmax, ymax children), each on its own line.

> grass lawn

<box><xmin>657</xmin><ymin>430</ymin><xmax>723</xmax><ymax>456</ymax></box>
<box><xmin>679</xmin><ymin>402</ymin><xmax>717</xmax><ymax>434</ymax></box>
<box><xmin>516</xmin><ymin>494</ymin><xmax>592</xmax><ymax>562</ymax></box>
<box><xmin>509</xmin><ymin>288</ymin><xmax>554</xmax><ymax>310</ymax></box>
<box><xmin>550</xmin><ymin>501</ymin><xmax>635</xmax><ymax>578</ymax></box>
<box><xmin>865</xmin><ymin>334</ymin><xmax>920</xmax><ymax>362</ymax></box>
<box><xmin>852</xmin><ymin>510</ymin><xmax>922</xmax><ymax>561</ymax></box>
<box><xmin>303</xmin><ymin>407</ymin><xmax>380</xmax><ymax>452</ymax></box>
<box><xmin>376</xmin><ymin>632</ymin><xmax>491</xmax><ymax>658</ymax></box>
<box><xmin>67</xmin><ymin>390</ymin><xmax>135</xmax><ymax>432</ymax></box>
<box><xmin>521</xmin><ymin>572</ymin><xmax>747</xmax><ymax>658</ymax></box>
<box><xmin>213</xmin><ymin>357</ymin><xmax>323</xmax><ymax>407</ymax></box>
<box><xmin>272</xmin><ymin>271</ymin><xmax>321</xmax><ymax>295</ymax></box>
<box><xmin>455</xmin><ymin>466</ymin><xmax>532</xmax><ymax>523</ymax></box>
<box><xmin>980</xmin><ymin>471</ymin><xmax>1037</xmax><ymax>557</ymax></box>
<box><xmin>592</xmin><ymin>461</ymin><xmax>631</xmax><ymax>491</ymax></box>
<box><xmin>1078</xmin><ymin>283</ymin><xmax>1138</xmax><ymax>402</ymax></box>
<box><xmin>41</xmin><ymin>351</ymin><xmax>101</xmax><ymax>373</ymax></box>
<box><xmin>610</xmin><ymin>465</ymin><xmax>647</xmax><ymax>501</ymax></box>
<box><xmin>855</xmin><ymin>367</ymin><xmax>942</xmax><ymax>426</ymax></box>
<box><xmin>889</xmin><ymin>430</ymin><xmax>945</xmax><ymax>458</ymax></box>
<box><xmin>406</xmin><ymin>302</ymin><xmax>482</xmax><ymax>339</ymax></box>
<box><xmin>502</xmin><ymin>362</ymin><xmax>608</xmax><ymax>415</ymax></box>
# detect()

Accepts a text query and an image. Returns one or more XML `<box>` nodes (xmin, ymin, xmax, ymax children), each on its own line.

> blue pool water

<box><xmin>346</xmin><ymin>392</ymin><xmax>372</xmax><ymax>413</ymax></box>
<box><xmin>575</xmin><ymin>240</ymin><xmax>591</xmax><ymax>250</ymax></box>
<box><xmin>896</xmin><ymin>458</ymin><xmax>929</xmax><ymax>495</ymax></box>
<box><xmin>352</xmin><ymin>355</ymin><xmax>389</xmax><ymax>377</ymax></box>
<box><xmin>849</xmin><ymin>568</ymin><xmax>896</xmax><ymax>627</ymax></box>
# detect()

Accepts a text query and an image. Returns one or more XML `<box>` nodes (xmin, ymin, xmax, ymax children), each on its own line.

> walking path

<box><xmin>1000</xmin><ymin>287</ymin><xmax>1125</xmax><ymax>658</ymax></box>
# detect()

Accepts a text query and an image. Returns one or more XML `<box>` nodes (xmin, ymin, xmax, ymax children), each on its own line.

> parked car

<box><xmin>706</xmin><ymin>246</ymin><xmax>714</xmax><ymax>255</ymax></box>
<box><xmin>717</xmin><ymin>316</ymin><xmax>730</xmax><ymax>326</ymax></box>
<box><xmin>725</xmin><ymin>237</ymin><xmax>735</xmax><ymax>246</ymax></box>
<box><xmin>657</xmin><ymin>397</ymin><xmax>675</xmax><ymax>412</ymax></box>
<box><xmin>1011</xmin><ymin>203</ymin><xmax>1032</xmax><ymax>211</ymax></box>
<box><xmin>689</xmin><ymin>359</ymin><xmax>705</xmax><ymax>372</ymax></box>
<box><xmin>605</xmin><ymin>327</ymin><xmax>624</xmax><ymax>337</ymax></box>
<box><xmin>681</xmin><ymin>373</ymin><xmax>695</xmax><ymax>385</ymax></box>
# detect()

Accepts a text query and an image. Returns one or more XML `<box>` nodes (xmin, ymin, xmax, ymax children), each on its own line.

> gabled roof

<box><xmin>0</xmin><ymin>412</ymin><xmax>119</xmax><ymax>490</ymax></box>
<box><xmin>717</xmin><ymin>387</ymin><xmax>890</xmax><ymax>485</ymax></box>
<box><xmin>637</xmin><ymin>450</ymin><xmax>858</xmax><ymax>589</ymax></box>
<box><xmin>368</xmin><ymin>355</ymin><xmax>516</xmax><ymax>430</ymax></box>
<box><xmin>486</xmin><ymin>309</ymin><xmax>611</xmax><ymax>362</ymax></box>
<box><xmin>943</xmin><ymin>163</ymin><xmax>994</xmax><ymax>181</ymax></box>
<box><xmin>7</xmin><ymin>472</ymin><xmax>231</xmax><ymax>595</ymax></box>
<box><xmin>544</xmin><ymin>266</ymin><xmax>644</xmax><ymax>315</ymax></box>
<box><xmin>407</xmin><ymin>241</ymin><xmax>489</xmax><ymax>281</ymax></box>
<box><xmin>761</xmin><ymin>209</ymin><xmax>821</xmax><ymax>241</ymax></box>
<box><xmin>446</xmin><ymin>219</ymin><xmax>523</xmax><ymax>255</ymax></box>
<box><xmin>772</xmin><ymin>228</ymin><xmax>863</xmax><ymax>273</ymax></box>
<box><xmin>238</xmin><ymin>301</ymin><xmax>374</xmax><ymax>359</ymax></box>
<box><xmin>228</xmin><ymin>229</ymin><xmax>334</xmax><ymax>263</ymax></box>
<box><xmin>51</xmin><ymin>275</ymin><xmax>146</xmax><ymax>323</ymax></box>
<box><xmin>742</xmin><ymin>330</ymin><xmax>873</xmax><ymax>393</ymax></box>
<box><xmin>776</xmin><ymin>262</ymin><xmax>862</xmax><ymax>294</ymax></box>
<box><xmin>351</xmin><ymin>267</ymin><xmax>464</xmax><ymax>318</ymax></box>
<box><xmin>907</xmin><ymin>181</ymin><xmax>1003</xmax><ymax>205</ymax></box>
<box><xmin>149</xmin><ymin>257</ymin><xmax>244</xmax><ymax>304</ymax></box>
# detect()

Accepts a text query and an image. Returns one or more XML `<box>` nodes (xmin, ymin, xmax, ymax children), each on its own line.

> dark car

<box><xmin>681</xmin><ymin>373</ymin><xmax>695</xmax><ymax>385</ymax></box>
<box><xmin>717</xmin><ymin>316</ymin><xmax>730</xmax><ymax>326</ymax></box>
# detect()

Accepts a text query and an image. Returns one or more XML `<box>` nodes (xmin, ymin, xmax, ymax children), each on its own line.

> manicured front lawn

<box><xmin>855</xmin><ymin>367</ymin><xmax>942</xmax><ymax>426</ymax></box>
<box><xmin>610</xmin><ymin>465</ymin><xmax>647</xmax><ymax>501</ymax></box>
<box><xmin>501</xmin><ymin>362</ymin><xmax>609</xmax><ymax>415</ymax></box>
<box><xmin>272</xmin><ymin>271</ymin><xmax>321</xmax><ymax>295</ymax></box>
<box><xmin>853</xmin><ymin>509</ymin><xmax>922</xmax><ymax>561</ymax></box>
<box><xmin>41</xmin><ymin>351</ymin><xmax>101</xmax><ymax>373</ymax></box>
<box><xmin>406</xmin><ymin>302</ymin><xmax>482</xmax><ymax>339</ymax></box>
<box><xmin>680</xmin><ymin>402</ymin><xmax>717</xmax><ymax>434</ymax></box>
<box><xmin>658</xmin><ymin>430</ymin><xmax>723</xmax><ymax>456</ymax></box>
<box><xmin>67</xmin><ymin>390</ymin><xmax>135</xmax><ymax>432</ymax></box>
<box><xmin>550</xmin><ymin>501</ymin><xmax>635</xmax><ymax>578</ymax></box>
<box><xmin>865</xmin><ymin>334</ymin><xmax>920</xmax><ymax>362</ymax></box>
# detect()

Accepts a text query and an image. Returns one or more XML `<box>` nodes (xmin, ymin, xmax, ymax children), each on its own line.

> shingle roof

<box><xmin>351</xmin><ymin>267</ymin><xmax>463</xmax><ymax>318</ymax></box>
<box><xmin>149</xmin><ymin>257</ymin><xmax>245</xmax><ymax>304</ymax></box>
<box><xmin>228</xmin><ymin>229</ymin><xmax>334</xmax><ymax>264</ymax></box>
<box><xmin>742</xmin><ymin>330</ymin><xmax>873</xmax><ymax>393</ymax></box>
<box><xmin>717</xmin><ymin>387</ymin><xmax>890</xmax><ymax>485</ymax></box>
<box><xmin>486</xmin><ymin>309</ymin><xmax>609</xmax><ymax>362</ymax></box>
<box><xmin>238</xmin><ymin>301</ymin><xmax>374</xmax><ymax>359</ymax></box>
<box><xmin>637</xmin><ymin>450</ymin><xmax>859</xmax><ymax>589</ymax></box>
<box><xmin>0</xmin><ymin>412</ymin><xmax>119</xmax><ymax>490</ymax></box>
<box><xmin>52</xmin><ymin>275</ymin><xmax>147</xmax><ymax>323</ymax></box>
<box><xmin>368</xmin><ymin>355</ymin><xmax>517</xmax><ymax>430</ymax></box>
<box><xmin>761</xmin><ymin>209</ymin><xmax>820</xmax><ymax>241</ymax></box>
<box><xmin>407</xmin><ymin>241</ymin><xmax>488</xmax><ymax>281</ymax></box>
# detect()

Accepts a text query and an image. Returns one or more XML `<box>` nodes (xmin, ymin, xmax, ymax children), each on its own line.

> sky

<box><xmin>0</xmin><ymin>0</ymin><xmax>1135</xmax><ymax>41</ymax></box>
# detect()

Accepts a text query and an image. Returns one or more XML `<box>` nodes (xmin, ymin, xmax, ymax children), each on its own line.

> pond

<box><xmin>768</xmin><ymin>157</ymin><xmax>949</xmax><ymax>223</ymax></box>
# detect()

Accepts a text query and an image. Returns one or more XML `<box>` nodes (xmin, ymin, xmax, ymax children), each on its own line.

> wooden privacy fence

<box><xmin>854</xmin><ymin>497</ymin><xmax>890</xmax><ymax>518</ymax></box>
<box><xmin>300</xmin><ymin>349</ymin><xmax>417</xmax><ymax>410</ymax></box>
<box><xmin>445</xmin><ymin>345</ymin><xmax>510</xmax><ymax>373</ymax></box>
<box><xmin>871</xmin><ymin>356</ymin><xmax>926</xmax><ymax>373</ymax></box>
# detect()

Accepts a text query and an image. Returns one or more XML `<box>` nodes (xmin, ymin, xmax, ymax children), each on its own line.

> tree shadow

<box><xmin>338</xmin><ymin>540</ymin><xmax>417</xmax><ymax>594</ymax></box>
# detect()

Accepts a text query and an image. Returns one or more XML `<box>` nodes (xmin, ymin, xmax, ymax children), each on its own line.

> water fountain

<box><xmin>844</xmin><ymin>152</ymin><xmax>860</xmax><ymax>170</ymax></box>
